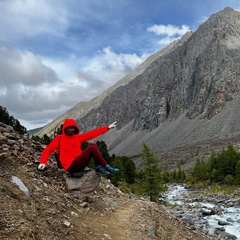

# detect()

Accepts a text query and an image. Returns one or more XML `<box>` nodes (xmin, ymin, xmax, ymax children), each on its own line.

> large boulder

<box><xmin>64</xmin><ymin>170</ymin><xmax>101</xmax><ymax>200</ymax></box>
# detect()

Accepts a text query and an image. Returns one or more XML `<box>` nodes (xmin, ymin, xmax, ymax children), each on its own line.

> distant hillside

<box><xmin>27</xmin><ymin>127</ymin><xmax>43</xmax><ymax>135</ymax></box>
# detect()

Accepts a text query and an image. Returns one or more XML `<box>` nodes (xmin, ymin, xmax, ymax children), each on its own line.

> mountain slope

<box><xmin>38</xmin><ymin>7</ymin><xmax>240</xmax><ymax>160</ymax></box>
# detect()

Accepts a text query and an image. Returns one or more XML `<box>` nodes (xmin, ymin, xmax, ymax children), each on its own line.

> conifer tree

<box><xmin>141</xmin><ymin>143</ymin><xmax>162</xmax><ymax>202</ymax></box>
<box><xmin>0</xmin><ymin>106</ymin><xmax>26</xmax><ymax>134</ymax></box>
<box><xmin>235</xmin><ymin>160</ymin><xmax>240</xmax><ymax>184</ymax></box>
<box><xmin>191</xmin><ymin>158</ymin><xmax>208</xmax><ymax>182</ymax></box>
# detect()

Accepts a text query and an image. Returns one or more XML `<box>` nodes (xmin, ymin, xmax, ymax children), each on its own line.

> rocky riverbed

<box><xmin>163</xmin><ymin>184</ymin><xmax>240</xmax><ymax>240</ymax></box>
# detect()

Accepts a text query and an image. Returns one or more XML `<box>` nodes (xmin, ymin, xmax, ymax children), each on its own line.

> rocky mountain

<box><xmin>37</xmin><ymin>7</ymin><xmax>240</xmax><ymax>166</ymax></box>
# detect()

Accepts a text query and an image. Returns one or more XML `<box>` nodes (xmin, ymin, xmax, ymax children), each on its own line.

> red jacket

<box><xmin>40</xmin><ymin>118</ymin><xmax>109</xmax><ymax>171</ymax></box>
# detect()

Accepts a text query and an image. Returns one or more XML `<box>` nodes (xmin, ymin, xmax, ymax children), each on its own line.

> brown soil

<box><xmin>74</xmin><ymin>200</ymin><xmax>209</xmax><ymax>240</ymax></box>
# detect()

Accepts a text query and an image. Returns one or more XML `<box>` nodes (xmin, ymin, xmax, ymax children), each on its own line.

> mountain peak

<box><xmin>206</xmin><ymin>6</ymin><xmax>240</xmax><ymax>29</ymax></box>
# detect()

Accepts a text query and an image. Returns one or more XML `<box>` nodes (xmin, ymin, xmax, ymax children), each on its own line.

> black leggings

<box><xmin>67</xmin><ymin>143</ymin><xmax>107</xmax><ymax>173</ymax></box>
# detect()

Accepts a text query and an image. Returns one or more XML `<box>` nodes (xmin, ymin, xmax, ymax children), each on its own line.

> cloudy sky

<box><xmin>0</xmin><ymin>0</ymin><xmax>240</xmax><ymax>130</ymax></box>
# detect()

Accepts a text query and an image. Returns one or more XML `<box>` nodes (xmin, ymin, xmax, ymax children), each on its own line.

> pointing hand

<box><xmin>108</xmin><ymin>121</ymin><xmax>117</xmax><ymax>129</ymax></box>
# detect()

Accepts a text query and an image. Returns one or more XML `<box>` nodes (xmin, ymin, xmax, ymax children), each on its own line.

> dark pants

<box><xmin>67</xmin><ymin>143</ymin><xmax>107</xmax><ymax>173</ymax></box>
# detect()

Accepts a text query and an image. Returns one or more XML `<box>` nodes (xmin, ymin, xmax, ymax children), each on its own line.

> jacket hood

<box><xmin>62</xmin><ymin>118</ymin><xmax>80</xmax><ymax>135</ymax></box>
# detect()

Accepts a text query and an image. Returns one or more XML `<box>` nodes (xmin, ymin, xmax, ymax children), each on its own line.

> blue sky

<box><xmin>0</xmin><ymin>0</ymin><xmax>240</xmax><ymax>130</ymax></box>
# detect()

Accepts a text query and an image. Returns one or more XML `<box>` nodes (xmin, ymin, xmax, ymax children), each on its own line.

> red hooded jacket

<box><xmin>40</xmin><ymin>118</ymin><xmax>109</xmax><ymax>171</ymax></box>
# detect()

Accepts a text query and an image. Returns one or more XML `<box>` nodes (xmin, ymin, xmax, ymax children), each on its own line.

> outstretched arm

<box><xmin>81</xmin><ymin>121</ymin><xmax>117</xmax><ymax>142</ymax></box>
<box><xmin>38</xmin><ymin>135</ymin><xmax>60</xmax><ymax>170</ymax></box>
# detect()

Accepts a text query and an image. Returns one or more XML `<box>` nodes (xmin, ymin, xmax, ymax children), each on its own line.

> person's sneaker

<box><xmin>105</xmin><ymin>165</ymin><xmax>119</xmax><ymax>173</ymax></box>
<box><xmin>95</xmin><ymin>165</ymin><xmax>110</xmax><ymax>175</ymax></box>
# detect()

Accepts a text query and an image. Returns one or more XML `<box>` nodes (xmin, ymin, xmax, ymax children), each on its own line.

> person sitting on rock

<box><xmin>38</xmin><ymin>118</ymin><xmax>119</xmax><ymax>175</ymax></box>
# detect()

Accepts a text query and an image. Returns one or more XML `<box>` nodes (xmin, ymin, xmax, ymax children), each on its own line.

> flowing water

<box><xmin>164</xmin><ymin>185</ymin><xmax>240</xmax><ymax>239</ymax></box>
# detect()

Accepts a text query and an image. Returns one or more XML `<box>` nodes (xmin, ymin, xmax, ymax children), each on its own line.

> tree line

<box><xmin>29</xmin><ymin>132</ymin><xmax>240</xmax><ymax>201</ymax></box>
<box><xmin>0</xmin><ymin>106</ymin><xmax>26</xmax><ymax>134</ymax></box>
<box><xmin>190</xmin><ymin>144</ymin><xmax>240</xmax><ymax>185</ymax></box>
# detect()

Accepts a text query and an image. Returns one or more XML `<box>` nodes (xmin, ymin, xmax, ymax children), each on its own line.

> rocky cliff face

<box><xmin>38</xmin><ymin>7</ymin><xmax>240</xmax><ymax>159</ymax></box>
<box><xmin>81</xmin><ymin>7</ymin><xmax>240</xmax><ymax>128</ymax></box>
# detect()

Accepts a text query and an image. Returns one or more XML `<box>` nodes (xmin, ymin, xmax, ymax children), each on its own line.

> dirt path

<box><xmin>70</xmin><ymin>199</ymin><xmax>209</xmax><ymax>240</ymax></box>
<box><xmin>70</xmin><ymin>201</ymin><xmax>136</xmax><ymax>240</ymax></box>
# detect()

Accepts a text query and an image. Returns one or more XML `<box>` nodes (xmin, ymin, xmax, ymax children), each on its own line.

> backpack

<box><xmin>54</xmin><ymin>135</ymin><xmax>63</xmax><ymax>169</ymax></box>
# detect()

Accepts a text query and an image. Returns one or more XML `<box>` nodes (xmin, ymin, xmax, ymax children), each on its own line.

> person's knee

<box><xmin>90</xmin><ymin>143</ymin><xmax>98</xmax><ymax>148</ymax></box>
<box><xmin>87</xmin><ymin>143</ymin><xmax>98</xmax><ymax>151</ymax></box>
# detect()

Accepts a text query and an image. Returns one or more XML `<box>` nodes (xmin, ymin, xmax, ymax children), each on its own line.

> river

<box><xmin>163</xmin><ymin>185</ymin><xmax>240</xmax><ymax>240</ymax></box>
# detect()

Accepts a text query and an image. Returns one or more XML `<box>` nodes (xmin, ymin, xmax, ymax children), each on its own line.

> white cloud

<box><xmin>157</xmin><ymin>36</ymin><xmax>178</xmax><ymax>45</ymax></box>
<box><xmin>197</xmin><ymin>16</ymin><xmax>209</xmax><ymax>25</ymax></box>
<box><xmin>0</xmin><ymin>47</ymin><xmax>58</xmax><ymax>86</ymax></box>
<box><xmin>44</xmin><ymin>46</ymin><xmax>149</xmax><ymax>93</ymax></box>
<box><xmin>147</xmin><ymin>24</ymin><xmax>191</xmax><ymax>37</ymax></box>
<box><xmin>146</xmin><ymin>24</ymin><xmax>192</xmax><ymax>47</ymax></box>
<box><xmin>0</xmin><ymin>0</ymin><xmax>68</xmax><ymax>40</ymax></box>
<box><xmin>0</xmin><ymin>45</ymin><xmax>147</xmax><ymax>129</ymax></box>
<box><xmin>82</xmin><ymin>47</ymin><xmax>148</xmax><ymax>84</ymax></box>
